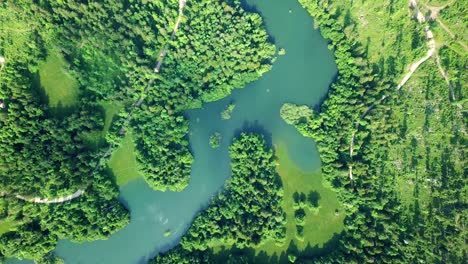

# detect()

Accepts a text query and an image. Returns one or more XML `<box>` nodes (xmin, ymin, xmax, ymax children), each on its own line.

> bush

<box><xmin>294</xmin><ymin>209</ymin><xmax>306</xmax><ymax>225</ymax></box>
<box><xmin>307</xmin><ymin>191</ymin><xmax>320</xmax><ymax>209</ymax></box>
<box><xmin>209</xmin><ymin>132</ymin><xmax>222</xmax><ymax>148</ymax></box>
<box><xmin>295</xmin><ymin>225</ymin><xmax>304</xmax><ymax>241</ymax></box>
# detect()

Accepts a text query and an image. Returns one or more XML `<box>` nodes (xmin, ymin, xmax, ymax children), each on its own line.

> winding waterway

<box><xmin>9</xmin><ymin>0</ymin><xmax>336</xmax><ymax>263</ymax></box>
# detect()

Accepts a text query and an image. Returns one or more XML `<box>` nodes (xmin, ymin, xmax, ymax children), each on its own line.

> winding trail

<box><xmin>1</xmin><ymin>0</ymin><xmax>188</xmax><ymax>204</ymax></box>
<box><xmin>423</xmin><ymin>2</ymin><xmax>468</xmax><ymax>51</ymax></box>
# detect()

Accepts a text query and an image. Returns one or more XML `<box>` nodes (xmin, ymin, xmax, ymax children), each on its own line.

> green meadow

<box><xmin>39</xmin><ymin>49</ymin><xmax>141</xmax><ymax>186</ymax></box>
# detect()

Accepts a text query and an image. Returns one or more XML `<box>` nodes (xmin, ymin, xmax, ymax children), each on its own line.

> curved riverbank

<box><xmin>52</xmin><ymin>0</ymin><xmax>338</xmax><ymax>263</ymax></box>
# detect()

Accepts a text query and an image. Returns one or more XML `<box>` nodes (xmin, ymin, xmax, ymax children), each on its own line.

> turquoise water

<box><xmin>36</xmin><ymin>0</ymin><xmax>337</xmax><ymax>263</ymax></box>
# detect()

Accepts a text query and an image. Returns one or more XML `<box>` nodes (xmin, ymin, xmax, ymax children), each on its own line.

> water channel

<box><xmin>9</xmin><ymin>0</ymin><xmax>336</xmax><ymax>263</ymax></box>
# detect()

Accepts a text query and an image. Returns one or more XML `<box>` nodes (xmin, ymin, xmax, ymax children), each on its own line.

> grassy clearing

<box><xmin>0</xmin><ymin>220</ymin><xmax>18</xmax><ymax>236</ymax></box>
<box><xmin>38</xmin><ymin>51</ymin><xmax>78</xmax><ymax>108</ymax></box>
<box><xmin>212</xmin><ymin>142</ymin><xmax>344</xmax><ymax>260</ymax></box>
<box><xmin>108</xmin><ymin>132</ymin><xmax>142</xmax><ymax>186</ymax></box>
<box><xmin>389</xmin><ymin>60</ymin><xmax>461</xmax><ymax>209</ymax></box>
<box><xmin>81</xmin><ymin>101</ymin><xmax>142</xmax><ymax>186</ymax></box>
<box><xmin>334</xmin><ymin>0</ymin><xmax>424</xmax><ymax>64</ymax></box>
<box><xmin>253</xmin><ymin>143</ymin><xmax>344</xmax><ymax>258</ymax></box>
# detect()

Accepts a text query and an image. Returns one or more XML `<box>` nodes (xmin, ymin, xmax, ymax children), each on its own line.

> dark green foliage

<box><xmin>0</xmin><ymin>221</ymin><xmax>56</xmax><ymax>260</ymax></box>
<box><xmin>35</xmin><ymin>0</ymin><xmax>179</xmax><ymax>99</ymax></box>
<box><xmin>159</xmin><ymin>0</ymin><xmax>275</xmax><ymax>106</ymax></box>
<box><xmin>152</xmin><ymin>246</ymin><xmax>207</xmax><ymax>264</ymax></box>
<box><xmin>292</xmin><ymin>191</ymin><xmax>307</xmax><ymax>209</ymax></box>
<box><xmin>295</xmin><ymin>225</ymin><xmax>304</xmax><ymax>240</ymax></box>
<box><xmin>1</xmin><ymin>0</ymin><xmax>276</xmax><ymax>260</ymax></box>
<box><xmin>154</xmin><ymin>133</ymin><xmax>285</xmax><ymax>261</ymax></box>
<box><xmin>181</xmin><ymin>133</ymin><xmax>285</xmax><ymax>250</ymax></box>
<box><xmin>293</xmin><ymin>1</ymin><xmax>467</xmax><ymax>263</ymax></box>
<box><xmin>132</xmin><ymin>112</ymin><xmax>193</xmax><ymax>191</ymax></box>
<box><xmin>128</xmin><ymin>0</ymin><xmax>275</xmax><ymax>191</ymax></box>
<box><xmin>307</xmin><ymin>191</ymin><xmax>320</xmax><ymax>208</ymax></box>
<box><xmin>294</xmin><ymin>209</ymin><xmax>306</xmax><ymax>225</ymax></box>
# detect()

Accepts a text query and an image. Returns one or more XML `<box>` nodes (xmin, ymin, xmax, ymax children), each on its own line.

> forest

<box><xmin>0</xmin><ymin>0</ymin><xmax>275</xmax><ymax>262</ymax></box>
<box><xmin>154</xmin><ymin>0</ymin><xmax>466</xmax><ymax>263</ymax></box>
<box><xmin>0</xmin><ymin>0</ymin><xmax>466</xmax><ymax>263</ymax></box>
<box><xmin>153</xmin><ymin>133</ymin><xmax>286</xmax><ymax>263</ymax></box>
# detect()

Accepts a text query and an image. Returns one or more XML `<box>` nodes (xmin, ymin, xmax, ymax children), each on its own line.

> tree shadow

<box><xmin>307</xmin><ymin>191</ymin><xmax>321</xmax><ymax>208</ymax></box>
<box><xmin>233</xmin><ymin>120</ymin><xmax>273</xmax><ymax>149</ymax></box>
<box><xmin>204</xmin><ymin>233</ymin><xmax>342</xmax><ymax>263</ymax></box>
<box><xmin>299</xmin><ymin>232</ymin><xmax>342</xmax><ymax>261</ymax></box>
<box><xmin>30</xmin><ymin>71</ymin><xmax>77</xmax><ymax>119</ymax></box>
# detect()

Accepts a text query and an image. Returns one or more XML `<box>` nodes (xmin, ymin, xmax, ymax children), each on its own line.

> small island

<box><xmin>278</xmin><ymin>48</ymin><xmax>286</xmax><ymax>55</ymax></box>
<box><xmin>221</xmin><ymin>103</ymin><xmax>236</xmax><ymax>120</ymax></box>
<box><xmin>209</xmin><ymin>132</ymin><xmax>222</xmax><ymax>148</ymax></box>
<box><xmin>163</xmin><ymin>229</ymin><xmax>172</xmax><ymax>237</ymax></box>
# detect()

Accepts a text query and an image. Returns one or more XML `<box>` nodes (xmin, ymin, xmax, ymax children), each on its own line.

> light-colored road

<box><xmin>15</xmin><ymin>190</ymin><xmax>84</xmax><ymax>204</ymax></box>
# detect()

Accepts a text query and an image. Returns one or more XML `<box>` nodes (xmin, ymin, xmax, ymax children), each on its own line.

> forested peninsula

<box><xmin>0</xmin><ymin>0</ymin><xmax>274</xmax><ymax>261</ymax></box>
<box><xmin>0</xmin><ymin>0</ymin><xmax>466</xmax><ymax>263</ymax></box>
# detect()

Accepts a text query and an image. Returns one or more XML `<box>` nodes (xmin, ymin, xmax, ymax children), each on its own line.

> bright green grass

<box><xmin>0</xmin><ymin>220</ymin><xmax>18</xmax><ymax>236</ymax></box>
<box><xmin>331</xmin><ymin>0</ymin><xmax>422</xmax><ymax>64</ymax></box>
<box><xmin>81</xmin><ymin>101</ymin><xmax>142</xmax><ymax>186</ymax></box>
<box><xmin>38</xmin><ymin>51</ymin><xmax>78</xmax><ymax>107</ymax></box>
<box><xmin>99</xmin><ymin>102</ymin><xmax>142</xmax><ymax>185</ymax></box>
<box><xmin>108</xmin><ymin>132</ymin><xmax>141</xmax><ymax>186</ymax></box>
<box><xmin>212</xmin><ymin>143</ymin><xmax>344</xmax><ymax>258</ymax></box>
<box><xmin>253</xmin><ymin>143</ymin><xmax>344</xmax><ymax>257</ymax></box>
<box><xmin>82</xmin><ymin>101</ymin><xmax>123</xmax><ymax>150</ymax></box>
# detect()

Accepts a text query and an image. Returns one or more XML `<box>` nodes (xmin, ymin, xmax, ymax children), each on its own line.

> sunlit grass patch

<box><xmin>38</xmin><ymin>51</ymin><xmax>78</xmax><ymax>108</ymax></box>
<box><xmin>108</xmin><ymin>132</ymin><xmax>142</xmax><ymax>186</ymax></box>
<box><xmin>252</xmin><ymin>142</ymin><xmax>344</xmax><ymax>258</ymax></box>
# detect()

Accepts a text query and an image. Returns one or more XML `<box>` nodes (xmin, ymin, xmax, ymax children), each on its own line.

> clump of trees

<box><xmin>209</xmin><ymin>132</ymin><xmax>222</xmax><ymax>148</ymax></box>
<box><xmin>221</xmin><ymin>103</ymin><xmax>236</xmax><ymax>120</ymax></box>
<box><xmin>292</xmin><ymin>191</ymin><xmax>306</xmax><ymax>209</ymax></box>
<box><xmin>280</xmin><ymin>103</ymin><xmax>314</xmax><ymax>125</ymax></box>
<box><xmin>307</xmin><ymin>191</ymin><xmax>320</xmax><ymax>210</ymax></box>
<box><xmin>294</xmin><ymin>209</ymin><xmax>306</xmax><ymax>225</ymax></box>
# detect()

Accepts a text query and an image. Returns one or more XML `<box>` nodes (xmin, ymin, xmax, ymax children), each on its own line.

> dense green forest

<box><xmin>153</xmin><ymin>0</ymin><xmax>466</xmax><ymax>263</ymax></box>
<box><xmin>0</xmin><ymin>0</ymin><xmax>275</xmax><ymax>261</ymax></box>
<box><xmin>153</xmin><ymin>133</ymin><xmax>286</xmax><ymax>263</ymax></box>
<box><xmin>287</xmin><ymin>0</ymin><xmax>466</xmax><ymax>263</ymax></box>
<box><xmin>0</xmin><ymin>0</ymin><xmax>465</xmax><ymax>263</ymax></box>
<box><xmin>131</xmin><ymin>0</ymin><xmax>275</xmax><ymax>191</ymax></box>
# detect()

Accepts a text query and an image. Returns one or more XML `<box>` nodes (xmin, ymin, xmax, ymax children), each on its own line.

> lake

<box><xmin>14</xmin><ymin>0</ymin><xmax>336</xmax><ymax>263</ymax></box>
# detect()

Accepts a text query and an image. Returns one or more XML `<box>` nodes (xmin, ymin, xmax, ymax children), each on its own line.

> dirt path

<box><xmin>15</xmin><ymin>190</ymin><xmax>84</xmax><ymax>204</ymax></box>
<box><xmin>0</xmin><ymin>56</ymin><xmax>5</xmax><ymax>72</ymax></box>
<box><xmin>434</xmin><ymin>53</ymin><xmax>456</xmax><ymax>101</ymax></box>
<box><xmin>423</xmin><ymin>2</ymin><xmax>468</xmax><ymax>51</ymax></box>
<box><xmin>1</xmin><ymin>0</ymin><xmax>188</xmax><ymax>204</ymax></box>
